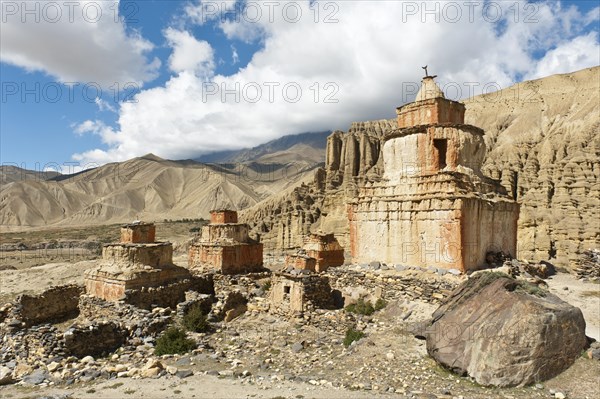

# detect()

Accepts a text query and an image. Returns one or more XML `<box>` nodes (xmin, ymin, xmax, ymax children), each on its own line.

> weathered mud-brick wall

<box><xmin>14</xmin><ymin>285</ymin><xmax>83</xmax><ymax>326</ymax></box>
<box><xmin>285</xmin><ymin>254</ymin><xmax>317</xmax><ymax>272</ymax></box>
<box><xmin>101</xmin><ymin>242</ymin><xmax>173</xmax><ymax>268</ymax></box>
<box><xmin>211</xmin><ymin>210</ymin><xmax>238</xmax><ymax>224</ymax></box>
<box><xmin>189</xmin><ymin>210</ymin><xmax>264</xmax><ymax>274</ymax></box>
<box><xmin>120</xmin><ymin>223</ymin><xmax>156</xmax><ymax>243</ymax></box>
<box><xmin>189</xmin><ymin>244</ymin><xmax>263</xmax><ymax>274</ymax></box>
<box><xmin>303</xmin><ymin>233</ymin><xmax>344</xmax><ymax>271</ymax></box>
<box><xmin>270</xmin><ymin>272</ymin><xmax>335</xmax><ymax>314</ymax></box>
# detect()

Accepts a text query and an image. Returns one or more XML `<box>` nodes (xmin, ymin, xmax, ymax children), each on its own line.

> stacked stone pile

<box><xmin>574</xmin><ymin>249</ymin><xmax>600</xmax><ymax>281</ymax></box>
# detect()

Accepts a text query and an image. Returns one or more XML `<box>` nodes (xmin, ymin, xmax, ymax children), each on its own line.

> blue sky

<box><xmin>1</xmin><ymin>0</ymin><xmax>599</xmax><ymax>172</ymax></box>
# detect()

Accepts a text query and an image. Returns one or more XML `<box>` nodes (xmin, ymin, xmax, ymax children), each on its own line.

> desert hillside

<box><xmin>0</xmin><ymin>154</ymin><xmax>317</xmax><ymax>229</ymax></box>
<box><xmin>466</xmin><ymin>66</ymin><xmax>600</xmax><ymax>265</ymax></box>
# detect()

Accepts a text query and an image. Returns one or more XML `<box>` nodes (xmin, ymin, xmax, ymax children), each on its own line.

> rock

<box><xmin>524</xmin><ymin>261</ymin><xmax>555</xmax><ymax>279</ymax></box>
<box><xmin>447</xmin><ymin>269</ymin><xmax>461</xmax><ymax>276</ymax></box>
<box><xmin>175</xmin><ymin>357</ymin><xmax>192</xmax><ymax>366</ymax></box>
<box><xmin>0</xmin><ymin>366</ymin><xmax>14</xmax><ymax>385</ymax></box>
<box><xmin>587</xmin><ymin>348</ymin><xmax>600</xmax><ymax>360</ymax></box>
<box><xmin>369</xmin><ymin>261</ymin><xmax>381</xmax><ymax>270</ymax></box>
<box><xmin>175</xmin><ymin>369</ymin><xmax>193</xmax><ymax>378</ymax></box>
<box><xmin>426</xmin><ymin>272</ymin><xmax>587</xmax><ymax>387</ymax></box>
<box><xmin>22</xmin><ymin>369</ymin><xmax>49</xmax><ymax>385</ymax></box>
<box><xmin>80</xmin><ymin>356</ymin><xmax>95</xmax><ymax>364</ymax></box>
<box><xmin>140</xmin><ymin>367</ymin><xmax>161</xmax><ymax>378</ymax></box>
<box><xmin>143</xmin><ymin>358</ymin><xmax>163</xmax><ymax>371</ymax></box>
<box><xmin>385</xmin><ymin>352</ymin><xmax>394</xmax><ymax>360</ymax></box>
<box><xmin>555</xmin><ymin>393</ymin><xmax>566</xmax><ymax>399</ymax></box>
<box><xmin>291</xmin><ymin>342</ymin><xmax>304</xmax><ymax>353</ymax></box>
<box><xmin>46</xmin><ymin>362</ymin><xmax>60</xmax><ymax>372</ymax></box>
<box><xmin>166</xmin><ymin>366</ymin><xmax>178</xmax><ymax>375</ymax></box>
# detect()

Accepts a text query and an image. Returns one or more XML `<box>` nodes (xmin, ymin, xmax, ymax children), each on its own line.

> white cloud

<box><xmin>73</xmin><ymin>120</ymin><xmax>118</xmax><ymax>144</ymax></box>
<box><xmin>231</xmin><ymin>45</ymin><xmax>240</xmax><ymax>64</ymax></box>
<box><xmin>72</xmin><ymin>0</ymin><xmax>600</xmax><ymax>164</ymax></box>
<box><xmin>0</xmin><ymin>0</ymin><xmax>160</xmax><ymax>87</ymax></box>
<box><xmin>164</xmin><ymin>28</ymin><xmax>215</xmax><ymax>76</ymax></box>
<box><xmin>525</xmin><ymin>31</ymin><xmax>600</xmax><ymax>80</ymax></box>
<box><xmin>94</xmin><ymin>97</ymin><xmax>116</xmax><ymax>113</ymax></box>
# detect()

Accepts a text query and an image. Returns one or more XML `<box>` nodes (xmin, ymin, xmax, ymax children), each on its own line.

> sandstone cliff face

<box><xmin>239</xmin><ymin>174</ymin><xmax>325</xmax><ymax>255</ymax></box>
<box><xmin>465</xmin><ymin>67</ymin><xmax>600</xmax><ymax>266</ymax></box>
<box><xmin>242</xmin><ymin>67</ymin><xmax>600</xmax><ymax>267</ymax></box>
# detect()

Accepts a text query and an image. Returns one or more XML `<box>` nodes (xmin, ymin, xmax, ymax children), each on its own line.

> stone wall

<box><xmin>13</xmin><ymin>285</ymin><xmax>83</xmax><ymax>327</ymax></box>
<box><xmin>270</xmin><ymin>273</ymin><xmax>335</xmax><ymax>314</ymax></box>
<box><xmin>123</xmin><ymin>275</ymin><xmax>214</xmax><ymax>310</ymax></box>
<box><xmin>326</xmin><ymin>267</ymin><xmax>459</xmax><ymax>305</ymax></box>
<box><xmin>63</xmin><ymin>322</ymin><xmax>126</xmax><ymax>358</ymax></box>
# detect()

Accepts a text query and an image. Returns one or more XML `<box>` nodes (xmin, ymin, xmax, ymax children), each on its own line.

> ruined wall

<box><xmin>326</xmin><ymin>268</ymin><xmax>458</xmax><ymax>305</ymax></box>
<box><xmin>461</xmin><ymin>199</ymin><xmax>519</xmax><ymax>269</ymax></box>
<box><xmin>120</xmin><ymin>224</ymin><xmax>155</xmax><ymax>243</ymax></box>
<box><xmin>270</xmin><ymin>274</ymin><xmax>334</xmax><ymax>314</ymax></box>
<box><xmin>85</xmin><ymin>264</ymin><xmax>191</xmax><ymax>302</ymax></box>
<box><xmin>201</xmin><ymin>224</ymin><xmax>250</xmax><ymax>243</ymax></box>
<box><xmin>102</xmin><ymin>243</ymin><xmax>173</xmax><ymax>268</ymax></box>
<box><xmin>14</xmin><ymin>285</ymin><xmax>83</xmax><ymax>326</ymax></box>
<box><xmin>211</xmin><ymin>210</ymin><xmax>238</xmax><ymax>224</ymax></box>
<box><xmin>63</xmin><ymin>322</ymin><xmax>126</xmax><ymax>358</ymax></box>
<box><xmin>189</xmin><ymin>243</ymin><xmax>263</xmax><ymax>274</ymax></box>
<box><xmin>84</xmin><ymin>274</ymin><xmax>213</xmax><ymax>310</ymax></box>
<box><xmin>285</xmin><ymin>255</ymin><xmax>317</xmax><ymax>271</ymax></box>
<box><xmin>349</xmin><ymin>192</ymin><xmax>518</xmax><ymax>272</ymax></box>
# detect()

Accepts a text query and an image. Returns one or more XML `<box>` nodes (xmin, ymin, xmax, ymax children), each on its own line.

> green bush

<box><xmin>261</xmin><ymin>281</ymin><xmax>271</xmax><ymax>292</ymax></box>
<box><xmin>374</xmin><ymin>298</ymin><xmax>387</xmax><ymax>311</ymax></box>
<box><xmin>515</xmin><ymin>281</ymin><xmax>547</xmax><ymax>297</ymax></box>
<box><xmin>182</xmin><ymin>306</ymin><xmax>210</xmax><ymax>333</ymax></box>
<box><xmin>155</xmin><ymin>327</ymin><xmax>196</xmax><ymax>355</ymax></box>
<box><xmin>345</xmin><ymin>298</ymin><xmax>375</xmax><ymax>315</ymax></box>
<box><xmin>343</xmin><ymin>328</ymin><xmax>365</xmax><ymax>347</ymax></box>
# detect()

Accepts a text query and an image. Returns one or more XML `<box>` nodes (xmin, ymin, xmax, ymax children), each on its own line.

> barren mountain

<box><xmin>0</xmin><ymin>165</ymin><xmax>61</xmax><ymax>184</ymax></box>
<box><xmin>196</xmin><ymin>131</ymin><xmax>329</xmax><ymax>164</ymax></box>
<box><xmin>0</xmin><ymin>154</ymin><xmax>317</xmax><ymax>229</ymax></box>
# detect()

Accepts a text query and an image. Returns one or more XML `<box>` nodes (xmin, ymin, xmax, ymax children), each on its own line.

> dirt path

<box><xmin>546</xmin><ymin>272</ymin><xmax>600</xmax><ymax>340</ymax></box>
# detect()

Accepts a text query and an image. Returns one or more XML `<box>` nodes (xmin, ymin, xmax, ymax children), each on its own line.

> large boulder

<box><xmin>426</xmin><ymin>272</ymin><xmax>587</xmax><ymax>387</ymax></box>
